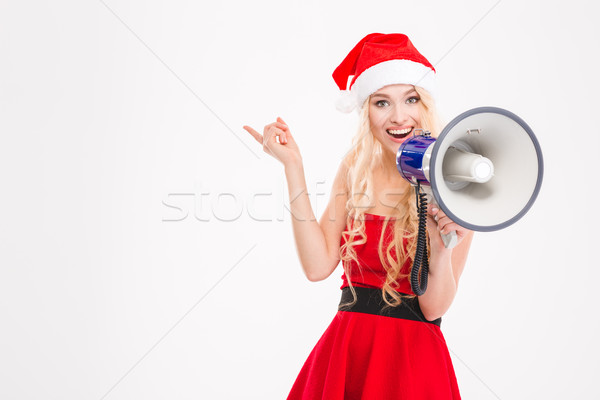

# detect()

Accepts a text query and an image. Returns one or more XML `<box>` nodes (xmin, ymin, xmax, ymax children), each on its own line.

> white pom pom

<box><xmin>335</xmin><ymin>90</ymin><xmax>357</xmax><ymax>113</ymax></box>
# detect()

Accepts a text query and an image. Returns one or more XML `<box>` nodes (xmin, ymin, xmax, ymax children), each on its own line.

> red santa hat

<box><xmin>332</xmin><ymin>33</ymin><xmax>436</xmax><ymax>113</ymax></box>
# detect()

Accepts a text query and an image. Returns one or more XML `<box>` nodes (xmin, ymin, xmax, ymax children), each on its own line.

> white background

<box><xmin>1</xmin><ymin>0</ymin><xmax>599</xmax><ymax>399</ymax></box>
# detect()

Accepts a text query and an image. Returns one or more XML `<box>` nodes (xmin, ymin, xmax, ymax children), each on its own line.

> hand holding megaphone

<box><xmin>427</xmin><ymin>203</ymin><xmax>477</xmax><ymax>255</ymax></box>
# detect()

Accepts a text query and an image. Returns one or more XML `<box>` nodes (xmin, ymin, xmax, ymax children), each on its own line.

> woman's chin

<box><xmin>387</xmin><ymin>142</ymin><xmax>403</xmax><ymax>155</ymax></box>
<box><xmin>375</xmin><ymin>137</ymin><xmax>404</xmax><ymax>158</ymax></box>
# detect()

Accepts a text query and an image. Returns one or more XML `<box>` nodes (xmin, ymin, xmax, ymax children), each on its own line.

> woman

<box><xmin>244</xmin><ymin>33</ymin><xmax>473</xmax><ymax>400</ymax></box>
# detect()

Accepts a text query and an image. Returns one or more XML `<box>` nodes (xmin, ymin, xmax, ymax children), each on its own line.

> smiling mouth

<box><xmin>386</xmin><ymin>128</ymin><xmax>413</xmax><ymax>139</ymax></box>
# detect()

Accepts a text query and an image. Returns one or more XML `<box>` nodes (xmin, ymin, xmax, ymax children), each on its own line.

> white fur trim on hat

<box><xmin>335</xmin><ymin>89</ymin><xmax>358</xmax><ymax>113</ymax></box>
<box><xmin>352</xmin><ymin>59</ymin><xmax>436</xmax><ymax>108</ymax></box>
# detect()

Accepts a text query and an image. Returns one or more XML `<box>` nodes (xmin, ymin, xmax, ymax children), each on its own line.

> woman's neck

<box><xmin>378</xmin><ymin>152</ymin><xmax>405</xmax><ymax>185</ymax></box>
<box><xmin>369</xmin><ymin>159</ymin><xmax>411</xmax><ymax>217</ymax></box>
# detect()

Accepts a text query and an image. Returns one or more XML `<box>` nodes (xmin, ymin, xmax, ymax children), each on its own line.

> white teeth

<box><xmin>388</xmin><ymin>128</ymin><xmax>412</xmax><ymax>134</ymax></box>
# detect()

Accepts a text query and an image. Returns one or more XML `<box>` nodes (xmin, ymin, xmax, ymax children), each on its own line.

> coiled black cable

<box><xmin>411</xmin><ymin>183</ymin><xmax>429</xmax><ymax>296</ymax></box>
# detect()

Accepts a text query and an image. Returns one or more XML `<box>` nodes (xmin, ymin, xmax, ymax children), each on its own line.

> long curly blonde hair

<box><xmin>339</xmin><ymin>86</ymin><xmax>442</xmax><ymax>308</ymax></box>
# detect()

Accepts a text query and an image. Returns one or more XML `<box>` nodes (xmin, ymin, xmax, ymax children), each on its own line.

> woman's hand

<box><xmin>426</xmin><ymin>204</ymin><xmax>472</xmax><ymax>256</ymax></box>
<box><xmin>243</xmin><ymin>117</ymin><xmax>302</xmax><ymax>167</ymax></box>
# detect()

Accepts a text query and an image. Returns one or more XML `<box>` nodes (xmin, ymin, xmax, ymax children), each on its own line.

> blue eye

<box><xmin>406</xmin><ymin>97</ymin><xmax>420</xmax><ymax>104</ymax></box>
<box><xmin>375</xmin><ymin>100</ymin><xmax>389</xmax><ymax>107</ymax></box>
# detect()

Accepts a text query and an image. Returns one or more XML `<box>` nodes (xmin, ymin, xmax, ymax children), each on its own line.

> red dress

<box><xmin>287</xmin><ymin>213</ymin><xmax>461</xmax><ymax>400</ymax></box>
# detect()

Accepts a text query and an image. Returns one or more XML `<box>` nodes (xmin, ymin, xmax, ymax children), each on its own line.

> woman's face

<box><xmin>368</xmin><ymin>84</ymin><xmax>422</xmax><ymax>157</ymax></box>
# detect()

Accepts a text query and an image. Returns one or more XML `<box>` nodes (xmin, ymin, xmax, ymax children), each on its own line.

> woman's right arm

<box><xmin>284</xmin><ymin>158</ymin><xmax>348</xmax><ymax>281</ymax></box>
<box><xmin>243</xmin><ymin>118</ymin><xmax>348</xmax><ymax>282</ymax></box>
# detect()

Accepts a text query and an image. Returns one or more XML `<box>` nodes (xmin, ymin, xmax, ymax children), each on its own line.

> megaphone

<box><xmin>396</xmin><ymin>107</ymin><xmax>543</xmax><ymax>294</ymax></box>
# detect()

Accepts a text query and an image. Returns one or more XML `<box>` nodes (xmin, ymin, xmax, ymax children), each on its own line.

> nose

<box><xmin>389</xmin><ymin>103</ymin><xmax>410</xmax><ymax>125</ymax></box>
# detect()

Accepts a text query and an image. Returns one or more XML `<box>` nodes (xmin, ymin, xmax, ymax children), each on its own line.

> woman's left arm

<box><xmin>417</xmin><ymin>206</ymin><xmax>475</xmax><ymax>321</ymax></box>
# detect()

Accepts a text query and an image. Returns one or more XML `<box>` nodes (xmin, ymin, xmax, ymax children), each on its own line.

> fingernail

<box><xmin>432</xmin><ymin>207</ymin><xmax>439</xmax><ymax>213</ymax></box>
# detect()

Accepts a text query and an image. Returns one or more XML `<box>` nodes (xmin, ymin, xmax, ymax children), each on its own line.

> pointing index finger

<box><xmin>243</xmin><ymin>125</ymin><xmax>263</xmax><ymax>144</ymax></box>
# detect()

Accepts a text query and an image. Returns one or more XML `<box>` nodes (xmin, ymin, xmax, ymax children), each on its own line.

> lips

<box><xmin>386</xmin><ymin>127</ymin><xmax>413</xmax><ymax>139</ymax></box>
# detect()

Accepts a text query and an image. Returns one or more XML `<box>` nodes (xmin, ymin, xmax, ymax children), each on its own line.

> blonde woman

<box><xmin>244</xmin><ymin>33</ymin><xmax>473</xmax><ymax>400</ymax></box>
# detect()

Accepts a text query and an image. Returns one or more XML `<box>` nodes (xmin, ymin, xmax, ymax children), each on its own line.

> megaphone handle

<box><xmin>441</xmin><ymin>230</ymin><xmax>458</xmax><ymax>249</ymax></box>
<box><xmin>421</xmin><ymin>186</ymin><xmax>458</xmax><ymax>249</ymax></box>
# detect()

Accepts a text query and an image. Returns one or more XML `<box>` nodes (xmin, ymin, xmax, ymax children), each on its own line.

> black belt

<box><xmin>338</xmin><ymin>286</ymin><xmax>442</xmax><ymax>327</ymax></box>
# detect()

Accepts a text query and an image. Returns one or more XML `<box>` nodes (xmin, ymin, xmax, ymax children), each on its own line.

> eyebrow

<box><xmin>372</xmin><ymin>88</ymin><xmax>417</xmax><ymax>98</ymax></box>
